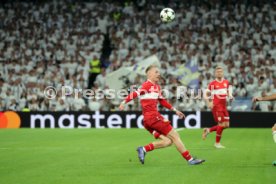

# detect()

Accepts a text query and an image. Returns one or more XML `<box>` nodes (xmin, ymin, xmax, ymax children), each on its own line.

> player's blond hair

<box><xmin>145</xmin><ymin>64</ymin><xmax>158</xmax><ymax>74</ymax></box>
<box><xmin>215</xmin><ymin>66</ymin><xmax>224</xmax><ymax>70</ymax></box>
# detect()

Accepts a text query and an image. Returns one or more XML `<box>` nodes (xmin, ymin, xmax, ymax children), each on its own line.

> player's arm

<box><xmin>119</xmin><ymin>91</ymin><xmax>140</xmax><ymax>110</ymax></box>
<box><xmin>158</xmin><ymin>96</ymin><xmax>185</xmax><ymax>119</ymax></box>
<box><xmin>204</xmin><ymin>87</ymin><xmax>213</xmax><ymax>109</ymax></box>
<box><xmin>228</xmin><ymin>83</ymin><xmax>234</xmax><ymax>101</ymax></box>
<box><xmin>119</xmin><ymin>84</ymin><xmax>148</xmax><ymax>110</ymax></box>
<box><xmin>252</xmin><ymin>93</ymin><xmax>276</xmax><ymax>102</ymax></box>
<box><xmin>272</xmin><ymin>124</ymin><xmax>276</xmax><ymax>143</ymax></box>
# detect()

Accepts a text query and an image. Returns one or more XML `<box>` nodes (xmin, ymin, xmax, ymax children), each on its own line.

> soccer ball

<box><xmin>160</xmin><ymin>8</ymin><xmax>175</xmax><ymax>23</ymax></box>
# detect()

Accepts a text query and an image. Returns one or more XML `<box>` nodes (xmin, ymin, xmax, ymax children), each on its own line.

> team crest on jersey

<box><xmin>149</xmin><ymin>85</ymin><xmax>159</xmax><ymax>92</ymax></box>
<box><xmin>223</xmin><ymin>83</ymin><xmax>227</xmax><ymax>87</ymax></box>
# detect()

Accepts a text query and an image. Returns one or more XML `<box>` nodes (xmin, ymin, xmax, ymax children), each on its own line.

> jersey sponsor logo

<box><xmin>149</xmin><ymin>85</ymin><xmax>159</xmax><ymax>92</ymax></box>
<box><xmin>139</xmin><ymin>92</ymin><xmax>159</xmax><ymax>99</ymax></box>
<box><xmin>211</xmin><ymin>88</ymin><xmax>228</xmax><ymax>95</ymax></box>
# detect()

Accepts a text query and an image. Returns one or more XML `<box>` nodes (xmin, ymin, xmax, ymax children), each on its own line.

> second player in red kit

<box><xmin>203</xmin><ymin>66</ymin><xmax>234</xmax><ymax>148</ymax></box>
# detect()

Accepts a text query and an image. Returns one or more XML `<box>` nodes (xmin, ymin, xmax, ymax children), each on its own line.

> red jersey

<box><xmin>207</xmin><ymin>79</ymin><xmax>230</xmax><ymax>110</ymax></box>
<box><xmin>124</xmin><ymin>80</ymin><xmax>172</xmax><ymax>119</ymax></box>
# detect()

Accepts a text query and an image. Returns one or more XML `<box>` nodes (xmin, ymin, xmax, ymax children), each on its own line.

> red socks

<box><xmin>216</xmin><ymin>126</ymin><xmax>224</xmax><ymax>143</ymax></box>
<box><xmin>143</xmin><ymin>143</ymin><xmax>154</xmax><ymax>152</ymax></box>
<box><xmin>209</xmin><ymin>125</ymin><xmax>226</xmax><ymax>143</ymax></box>
<box><xmin>209</xmin><ymin>125</ymin><xmax>218</xmax><ymax>132</ymax></box>
<box><xmin>143</xmin><ymin>144</ymin><xmax>193</xmax><ymax>162</ymax></box>
<box><xmin>182</xmin><ymin>150</ymin><xmax>192</xmax><ymax>161</ymax></box>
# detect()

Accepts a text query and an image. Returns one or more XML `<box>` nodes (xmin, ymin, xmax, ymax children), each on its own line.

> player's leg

<box><xmin>152</xmin><ymin>134</ymin><xmax>173</xmax><ymax>149</ymax></box>
<box><xmin>141</xmin><ymin>119</ymin><xmax>173</xmax><ymax>153</ymax></box>
<box><xmin>166</xmin><ymin>129</ymin><xmax>205</xmax><ymax>165</ymax></box>
<box><xmin>216</xmin><ymin>121</ymin><xmax>229</xmax><ymax>141</ymax></box>
<box><xmin>137</xmin><ymin>124</ymin><xmax>172</xmax><ymax>164</ymax></box>
<box><xmin>139</xmin><ymin>118</ymin><xmax>204</xmax><ymax>165</ymax></box>
<box><xmin>166</xmin><ymin>129</ymin><xmax>187</xmax><ymax>153</ymax></box>
<box><xmin>223</xmin><ymin>121</ymin><xmax>230</xmax><ymax>128</ymax></box>
<box><xmin>136</xmin><ymin>123</ymin><xmax>153</xmax><ymax>164</ymax></box>
<box><xmin>202</xmin><ymin>110</ymin><xmax>219</xmax><ymax>140</ymax></box>
<box><xmin>155</xmin><ymin>122</ymin><xmax>191</xmax><ymax>159</ymax></box>
<box><xmin>214</xmin><ymin>122</ymin><xmax>225</xmax><ymax>148</ymax></box>
<box><xmin>214</xmin><ymin>111</ymin><xmax>229</xmax><ymax>148</ymax></box>
<box><xmin>142</xmin><ymin>131</ymin><xmax>172</xmax><ymax>152</ymax></box>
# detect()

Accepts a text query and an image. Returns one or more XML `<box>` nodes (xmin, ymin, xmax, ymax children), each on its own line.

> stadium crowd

<box><xmin>0</xmin><ymin>0</ymin><xmax>275</xmax><ymax>112</ymax></box>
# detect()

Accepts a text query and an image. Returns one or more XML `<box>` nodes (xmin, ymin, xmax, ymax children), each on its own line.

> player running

<box><xmin>202</xmin><ymin>66</ymin><xmax>234</xmax><ymax>148</ymax></box>
<box><xmin>272</xmin><ymin>124</ymin><xmax>276</xmax><ymax>166</ymax></box>
<box><xmin>119</xmin><ymin>65</ymin><xmax>205</xmax><ymax>165</ymax></box>
<box><xmin>252</xmin><ymin>93</ymin><xmax>276</xmax><ymax>166</ymax></box>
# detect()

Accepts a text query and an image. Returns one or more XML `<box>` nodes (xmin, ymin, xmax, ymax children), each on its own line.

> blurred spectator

<box><xmin>235</xmin><ymin>83</ymin><xmax>247</xmax><ymax>97</ymax></box>
<box><xmin>88</xmin><ymin>98</ymin><xmax>101</xmax><ymax>111</ymax></box>
<box><xmin>55</xmin><ymin>99</ymin><xmax>68</xmax><ymax>111</ymax></box>
<box><xmin>88</xmin><ymin>55</ymin><xmax>102</xmax><ymax>89</ymax></box>
<box><xmin>71</xmin><ymin>93</ymin><xmax>86</xmax><ymax>111</ymax></box>
<box><xmin>0</xmin><ymin>98</ymin><xmax>5</xmax><ymax>111</ymax></box>
<box><xmin>253</xmin><ymin>91</ymin><xmax>272</xmax><ymax>112</ymax></box>
<box><xmin>95</xmin><ymin>68</ymin><xmax>107</xmax><ymax>89</ymax></box>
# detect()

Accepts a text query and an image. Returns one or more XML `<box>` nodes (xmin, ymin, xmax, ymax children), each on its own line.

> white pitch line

<box><xmin>175</xmin><ymin>128</ymin><xmax>185</xmax><ymax>132</ymax></box>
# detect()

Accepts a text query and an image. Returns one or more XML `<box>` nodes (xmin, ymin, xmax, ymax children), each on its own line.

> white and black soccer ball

<box><xmin>160</xmin><ymin>8</ymin><xmax>175</xmax><ymax>23</ymax></box>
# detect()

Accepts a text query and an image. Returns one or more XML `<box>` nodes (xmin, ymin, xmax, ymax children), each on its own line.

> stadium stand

<box><xmin>0</xmin><ymin>0</ymin><xmax>275</xmax><ymax>111</ymax></box>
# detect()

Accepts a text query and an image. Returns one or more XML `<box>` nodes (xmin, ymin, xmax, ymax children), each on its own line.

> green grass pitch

<box><xmin>0</xmin><ymin>128</ymin><xmax>275</xmax><ymax>184</ymax></box>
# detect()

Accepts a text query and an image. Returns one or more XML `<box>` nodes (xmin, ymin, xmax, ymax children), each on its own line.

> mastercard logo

<box><xmin>0</xmin><ymin>111</ymin><xmax>21</xmax><ymax>129</ymax></box>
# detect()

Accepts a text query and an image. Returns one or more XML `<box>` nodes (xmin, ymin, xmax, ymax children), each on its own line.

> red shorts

<box><xmin>143</xmin><ymin>114</ymin><xmax>173</xmax><ymax>138</ymax></box>
<box><xmin>212</xmin><ymin>108</ymin><xmax>230</xmax><ymax>123</ymax></box>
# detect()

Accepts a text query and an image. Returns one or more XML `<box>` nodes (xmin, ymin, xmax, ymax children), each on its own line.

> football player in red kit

<box><xmin>119</xmin><ymin>65</ymin><xmax>205</xmax><ymax>165</ymax></box>
<box><xmin>202</xmin><ymin>66</ymin><xmax>234</xmax><ymax>148</ymax></box>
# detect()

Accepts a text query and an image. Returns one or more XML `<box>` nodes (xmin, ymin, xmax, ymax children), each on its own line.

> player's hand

<box><xmin>208</xmin><ymin>102</ymin><xmax>213</xmax><ymax>109</ymax></box>
<box><xmin>252</xmin><ymin>96</ymin><xmax>262</xmax><ymax>102</ymax></box>
<box><xmin>119</xmin><ymin>102</ymin><xmax>125</xmax><ymax>111</ymax></box>
<box><xmin>176</xmin><ymin>110</ymin><xmax>185</xmax><ymax>119</ymax></box>
<box><xmin>272</xmin><ymin>123</ymin><xmax>276</xmax><ymax>132</ymax></box>
<box><xmin>229</xmin><ymin>95</ymin><xmax>234</xmax><ymax>101</ymax></box>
